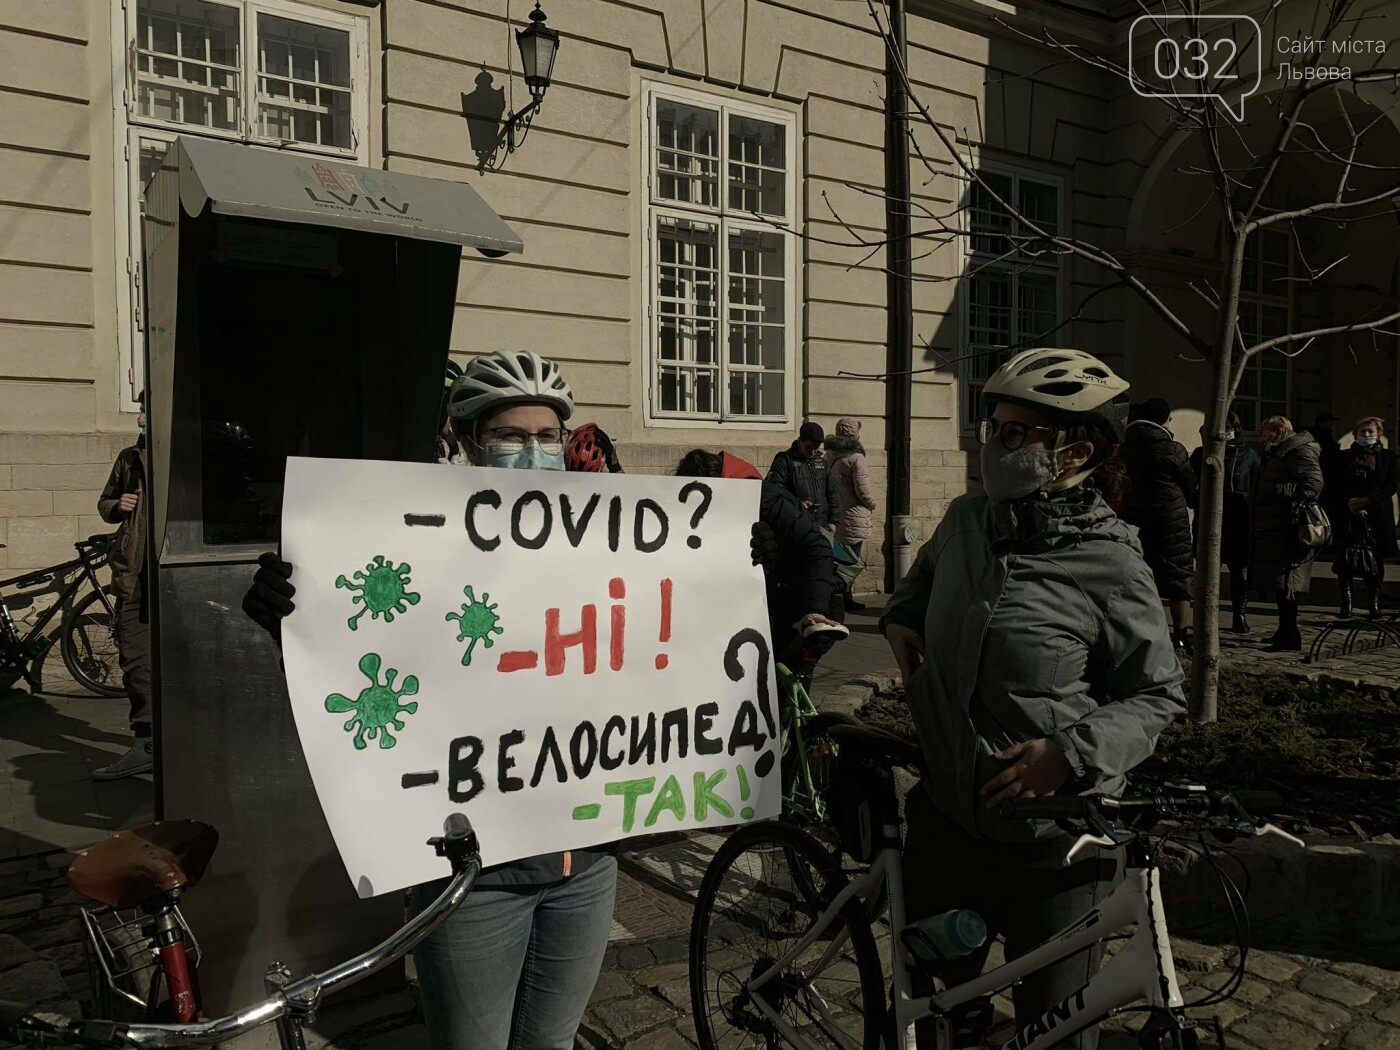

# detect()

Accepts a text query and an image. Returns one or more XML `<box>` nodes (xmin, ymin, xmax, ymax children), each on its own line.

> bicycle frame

<box><xmin>743</xmin><ymin>826</ymin><xmax>1183</xmax><ymax>1050</ymax></box>
<box><xmin>777</xmin><ymin>662</ymin><xmax>827</xmax><ymax>820</ymax></box>
<box><xmin>0</xmin><ymin>541</ymin><xmax>114</xmax><ymax>653</ymax></box>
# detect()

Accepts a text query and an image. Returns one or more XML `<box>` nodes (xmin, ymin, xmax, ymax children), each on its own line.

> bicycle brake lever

<box><xmin>1256</xmin><ymin>823</ymin><xmax>1305</xmax><ymax>849</ymax></box>
<box><xmin>1065</xmin><ymin>833</ymin><xmax>1117</xmax><ymax>866</ymax></box>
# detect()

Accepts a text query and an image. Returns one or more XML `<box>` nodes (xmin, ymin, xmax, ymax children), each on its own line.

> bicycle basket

<box><xmin>826</xmin><ymin>752</ymin><xmax>900</xmax><ymax>864</ymax></box>
<box><xmin>80</xmin><ymin>905</ymin><xmax>200</xmax><ymax>1017</ymax></box>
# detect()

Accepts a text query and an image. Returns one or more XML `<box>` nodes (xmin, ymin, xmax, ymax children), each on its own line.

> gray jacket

<box><xmin>881</xmin><ymin>490</ymin><xmax>1186</xmax><ymax>843</ymax></box>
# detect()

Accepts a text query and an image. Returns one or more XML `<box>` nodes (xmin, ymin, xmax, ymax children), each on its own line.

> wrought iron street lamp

<box><xmin>503</xmin><ymin>2</ymin><xmax>560</xmax><ymax>153</ymax></box>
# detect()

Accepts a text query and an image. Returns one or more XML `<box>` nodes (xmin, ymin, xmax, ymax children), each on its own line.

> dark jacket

<box><xmin>768</xmin><ymin>442</ymin><xmax>840</xmax><ymax>528</ymax></box>
<box><xmin>98</xmin><ymin>445</ymin><xmax>147</xmax><ymax>604</ymax></box>
<box><xmin>1250</xmin><ymin>432</ymin><xmax>1325</xmax><ymax>596</ymax></box>
<box><xmin>1332</xmin><ymin>441</ymin><xmax>1398</xmax><ymax>562</ymax></box>
<box><xmin>881</xmin><ymin>490</ymin><xmax>1184</xmax><ymax>842</ymax></box>
<box><xmin>1118</xmin><ymin>422</ymin><xmax>1197</xmax><ymax>600</ymax></box>
<box><xmin>1189</xmin><ymin>437</ymin><xmax>1261</xmax><ymax>569</ymax></box>
<box><xmin>720</xmin><ymin>452</ymin><xmax>834</xmax><ymax>635</ymax></box>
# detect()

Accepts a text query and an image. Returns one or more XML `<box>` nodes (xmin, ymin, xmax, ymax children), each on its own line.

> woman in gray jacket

<box><xmin>881</xmin><ymin>348</ymin><xmax>1186</xmax><ymax>1050</ymax></box>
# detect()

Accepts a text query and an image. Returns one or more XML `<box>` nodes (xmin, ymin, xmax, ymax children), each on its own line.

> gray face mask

<box><xmin>979</xmin><ymin>436</ymin><xmax>1059</xmax><ymax>502</ymax></box>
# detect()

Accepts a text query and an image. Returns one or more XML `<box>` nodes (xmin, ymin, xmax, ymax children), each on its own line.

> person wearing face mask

<box><xmin>242</xmin><ymin>351</ymin><xmax>616</xmax><ymax>1050</ymax></box>
<box><xmin>1331</xmin><ymin>416</ymin><xmax>1396</xmax><ymax>618</ymax></box>
<box><xmin>93</xmin><ymin>390</ymin><xmax>154</xmax><ymax>780</ymax></box>
<box><xmin>881</xmin><ymin>348</ymin><xmax>1185</xmax><ymax>1050</ymax></box>
<box><xmin>1248</xmin><ymin>416</ymin><xmax>1324</xmax><ymax>652</ymax></box>
<box><xmin>1189</xmin><ymin>409</ymin><xmax>1261</xmax><ymax>633</ymax></box>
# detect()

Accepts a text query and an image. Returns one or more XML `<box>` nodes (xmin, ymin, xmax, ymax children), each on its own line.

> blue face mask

<box><xmin>138</xmin><ymin>419</ymin><xmax>147</xmax><ymax>435</ymax></box>
<box><xmin>1359</xmin><ymin>436</ymin><xmax>1379</xmax><ymax>447</ymax></box>
<box><xmin>485</xmin><ymin>441</ymin><xmax>565</xmax><ymax>471</ymax></box>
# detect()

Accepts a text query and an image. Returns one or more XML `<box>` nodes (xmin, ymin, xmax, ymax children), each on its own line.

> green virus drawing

<box><xmin>445</xmin><ymin>586</ymin><xmax>504</xmax><ymax>666</ymax></box>
<box><xmin>324</xmin><ymin>652</ymin><xmax>420</xmax><ymax>750</ymax></box>
<box><xmin>336</xmin><ymin>555</ymin><xmax>421</xmax><ymax>631</ymax></box>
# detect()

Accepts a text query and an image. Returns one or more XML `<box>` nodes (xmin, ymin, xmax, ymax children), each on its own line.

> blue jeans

<box><xmin>410</xmin><ymin>856</ymin><xmax>618</xmax><ymax>1050</ymax></box>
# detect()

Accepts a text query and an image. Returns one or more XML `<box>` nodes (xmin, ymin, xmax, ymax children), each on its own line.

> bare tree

<box><xmin>822</xmin><ymin>0</ymin><xmax>1400</xmax><ymax>721</ymax></box>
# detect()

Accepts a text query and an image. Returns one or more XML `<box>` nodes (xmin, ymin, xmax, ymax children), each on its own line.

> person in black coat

<box><xmin>1331</xmin><ymin>416</ymin><xmax>1398</xmax><ymax>618</ymax></box>
<box><xmin>677</xmin><ymin>449</ymin><xmax>845</xmax><ymax>663</ymax></box>
<box><xmin>1119</xmin><ymin>398</ymin><xmax>1198</xmax><ymax>653</ymax></box>
<box><xmin>768</xmin><ymin>421</ymin><xmax>841</xmax><ymax>528</ymax></box>
<box><xmin>1190</xmin><ymin>409</ymin><xmax>1262</xmax><ymax>633</ymax></box>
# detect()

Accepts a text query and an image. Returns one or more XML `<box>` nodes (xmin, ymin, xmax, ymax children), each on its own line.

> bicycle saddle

<box><xmin>824</xmin><ymin>722</ymin><xmax>924</xmax><ymax>769</ymax></box>
<box><xmin>67</xmin><ymin>820</ymin><xmax>219</xmax><ymax>910</ymax></box>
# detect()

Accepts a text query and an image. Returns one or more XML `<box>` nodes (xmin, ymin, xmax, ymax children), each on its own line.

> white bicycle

<box><xmin>688</xmin><ymin>722</ymin><xmax>1301</xmax><ymax>1050</ymax></box>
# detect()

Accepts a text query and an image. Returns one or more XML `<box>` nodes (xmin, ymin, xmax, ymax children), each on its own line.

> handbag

<box><xmin>1343</xmin><ymin>520</ymin><xmax>1380</xmax><ymax>577</ymax></box>
<box><xmin>1292</xmin><ymin>500</ymin><xmax>1332</xmax><ymax>550</ymax></box>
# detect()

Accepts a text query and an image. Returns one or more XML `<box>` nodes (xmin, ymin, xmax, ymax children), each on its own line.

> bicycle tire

<box><xmin>690</xmin><ymin>820</ymin><xmax>885</xmax><ymax>1050</ymax></box>
<box><xmin>61</xmin><ymin>587</ymin><xmax>125</xmax><ymax>697</ymax></box>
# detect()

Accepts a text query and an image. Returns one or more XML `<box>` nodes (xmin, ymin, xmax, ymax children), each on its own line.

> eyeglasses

<box><xmin>977</xmin><ymin>417</ymin><xmax>1058</xmax><ymax>451</ymax></box>
<box><xmin>478</xmin><ymin>426</ymin><xmax>570</xmax><ymax>454</ymax></box>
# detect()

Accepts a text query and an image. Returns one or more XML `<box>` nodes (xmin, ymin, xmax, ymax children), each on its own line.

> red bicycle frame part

<box><xmin>161</xmin><ymin>941</ymin><xmax>198</xmax><ymax>1023</ymax></box>
<box><xmin>143</xmin><ymin>936</ymin><xmax>199</xmax><ymax>1024</ymax></box>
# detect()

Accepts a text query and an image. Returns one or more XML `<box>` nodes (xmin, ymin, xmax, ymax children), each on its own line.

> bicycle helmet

<box><xmin>982</xmin><ymin>348</ymin><xmax>1130</xmax><ymax>440</ymax></box>
<box><xmin>448</xmin><ymin>350</ymin><xmax>575</xmax><ymax>429</ymax></box>
<box><xmin>566</xmin><ymin>423</ymin><xmax>623</xmax><ymax>473</ymax></box>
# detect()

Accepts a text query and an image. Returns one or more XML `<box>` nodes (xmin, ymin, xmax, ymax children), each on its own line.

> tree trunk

<box><xmin>1189</xmin><ymin>351</ymin><xmax>1235</xmax><ymax>723</ymax></box>
<box><xmin>1190</xmin><ymin>231</ymin><xmax>1248</xmax><ymax>724</ymax></box>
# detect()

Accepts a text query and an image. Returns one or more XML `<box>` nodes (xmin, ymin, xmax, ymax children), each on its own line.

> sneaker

<box><xmin>92</xmin><ymin>739</ymin><xmax>154</xmax><ymax>781</ymax></box>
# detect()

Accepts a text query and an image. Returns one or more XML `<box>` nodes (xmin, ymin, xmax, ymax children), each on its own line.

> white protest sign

<box><xmin>280</xmin><ymin>457</ymin><xmax>781</xmax><ymax>897</ymax></box>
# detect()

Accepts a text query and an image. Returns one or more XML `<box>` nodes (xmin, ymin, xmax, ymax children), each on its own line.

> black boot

<box><xmin>1366</xmin><ymin>576</ymin><xmax>1382</xmax><ymax>618</ymax></box>
<box><xmin>843</xmin><ymin>592</ymin><xmax>866</xmax><ymax>612</ymax></box>
<box><xmin>1338</xmin><ymin>576</ymin><xmax>1354</xmax><ymax>619</ymax></box>
<box><xmin>1230</xmin><ymin>570</ymin><xmax>1250</xmax><ymax>633</ymax></box>
<box><xmin>1267</xmin><ymin>598</ymin><xmax>1302</xmax><ymax>652</ymax></box>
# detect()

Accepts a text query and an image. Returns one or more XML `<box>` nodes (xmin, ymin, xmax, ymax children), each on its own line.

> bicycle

<box><xmin>689</xmin><ymin>721</ymin><xmax>1303</xmax><ymax>1050</ymax></box>
<box><xmin>2</xmin><ymin>812</ymin><xmax>482</xmax><ymax>1049</ymax></box>
<box><xmin>0</xmin><ymin>533</ymin><xmax>124</xmax><ymax>696</ymax></box>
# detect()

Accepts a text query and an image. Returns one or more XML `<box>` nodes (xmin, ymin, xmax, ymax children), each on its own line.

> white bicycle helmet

<box><xmin>448</xmin><ymin>350</ymin><xmax>575</xmax><ymax>427</ymax></box>
<box><xmin>983</xmin><ymin>348</ymin><xmax>1130</xmax><ymax>437</ymax></box>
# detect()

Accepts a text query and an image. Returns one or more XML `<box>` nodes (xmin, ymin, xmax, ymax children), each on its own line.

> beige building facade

<box><xmin>2</xmin><ymin>0</ymin><xmax>1397</xmax><ymax>583</ymax></box>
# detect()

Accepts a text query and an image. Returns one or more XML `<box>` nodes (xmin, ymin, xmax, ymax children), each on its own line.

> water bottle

<box><xmin>901</xmin><ymin>908</ymin><xmax>988</xmax><ymax>966</ymax></box>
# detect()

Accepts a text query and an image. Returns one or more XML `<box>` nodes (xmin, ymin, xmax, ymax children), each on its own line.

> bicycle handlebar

<box><xmin>3</xmin><ymin>814</ymin><xmax>482</xmax><ymax>1049</ymax></box>
<box><xmin>1002</xmin><ymin>787</ymin><xmax>1285</xmax><ymax>825</ymax></box>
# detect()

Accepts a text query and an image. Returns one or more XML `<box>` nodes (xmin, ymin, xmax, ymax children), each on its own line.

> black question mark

<box><xmin>678</xmin><ymin>481</ymin><xmax>713</xmax><ymax>550</ymax></box>
<box><xmin>724</xmin><ymin>627</ymin><xmax>777</xmax><ymax>777</ymax></box>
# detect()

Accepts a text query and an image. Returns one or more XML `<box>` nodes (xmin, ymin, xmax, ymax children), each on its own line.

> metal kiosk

<box><xmin>142</xmin><ymin>136</ymin><xmax>522</xmax><ymax>1016</ymax></box>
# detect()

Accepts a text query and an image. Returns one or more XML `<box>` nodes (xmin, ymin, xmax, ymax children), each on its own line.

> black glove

<box><xmin>750</xmin><ymin>521</ymin><xmax>777</xmax><ymax>570</ymax></box>
<box><xmin>242</xmin><ymin>551</ymin><xmax>295</xmax><ymax>642</ymax></box>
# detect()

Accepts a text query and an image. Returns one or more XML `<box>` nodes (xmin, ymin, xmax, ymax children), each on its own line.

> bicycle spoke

<box><xmin>692</xmin><ymin>826</ymin><xmax>880</xmax><ymax>1050</ymax></box>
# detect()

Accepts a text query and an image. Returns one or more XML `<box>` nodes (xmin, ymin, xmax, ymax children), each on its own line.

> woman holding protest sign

<box><xmin>244</xmin><ymin>350</ymin><xmax>616</xmax><ymax>1050</ymax></box>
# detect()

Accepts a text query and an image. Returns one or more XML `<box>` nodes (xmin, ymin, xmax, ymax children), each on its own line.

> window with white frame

<box><xmin>1233</xmin><ymin>228</ymin><xmax>1292</xmax><ymax>432</ymax></box>
<box><xmin>961</xmin><ymin>170</ymin><xmax>1063</xmax><ymax>430</ymax></box>
<box><xmin>644</xmin><ymin>85</ymin><xmax>796</xmax><ymax>423</ymax></box>
<box><xmin>115</xmin><ymin>0</ymin><xmax>369</xmax><ymax>404</ymax></box>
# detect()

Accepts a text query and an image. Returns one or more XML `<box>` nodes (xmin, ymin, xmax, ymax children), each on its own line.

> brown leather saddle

<box><xmin>68</xmin><ymin>821</ymin><xmax>219</xmax><ymax>910</ymax></box>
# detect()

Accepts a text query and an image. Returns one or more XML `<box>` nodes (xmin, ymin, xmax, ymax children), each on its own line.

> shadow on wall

<box><xmin>461</xmin><ymin>69</ymin><xmax>508</xmax><ymax>170</ymax></box>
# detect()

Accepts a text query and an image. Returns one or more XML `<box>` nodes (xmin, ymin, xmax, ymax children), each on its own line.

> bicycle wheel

<box><xmin>690</xmin><ymin>821</ymin><xmax>885</xmax><ymax>1050</ymax></box>
<box><xmin>61</xmin><ymin>588</ymin><xmax>125</xmax><ymax>697</ymax></box>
